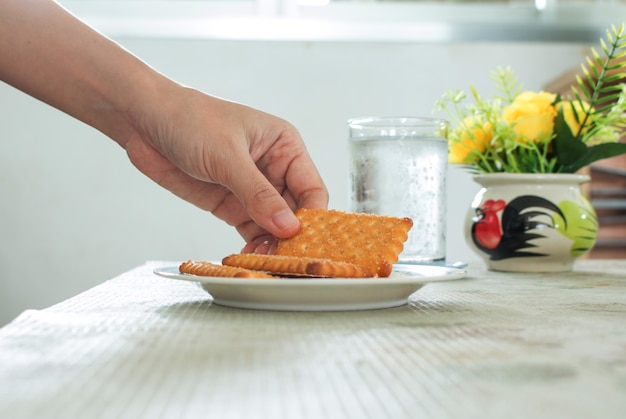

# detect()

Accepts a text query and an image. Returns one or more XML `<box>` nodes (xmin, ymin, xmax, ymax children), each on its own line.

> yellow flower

<box><xmin>449</xmin><ymin>116</ymin><xmax>492</xmax><ymax>164</ymax></box>
<box><xmin>556</xmin><ymin>100</ymin><xmax>594</xmax><ymax>137</ymax></box>
<box><xmin>502</xmin><ymin>91</ymin><xmax>557</xmax><ymax>143</ymax></box>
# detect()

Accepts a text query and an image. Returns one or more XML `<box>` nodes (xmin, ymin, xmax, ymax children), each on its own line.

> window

<box><xmin>59</xmin><ymin>0</ymin><xmax>626</xmax><ymax>42</ymax></box>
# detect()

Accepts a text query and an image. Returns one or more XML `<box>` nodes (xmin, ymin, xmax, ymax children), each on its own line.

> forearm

<box><xmin>0</xmin><ymin>0</ymin><xmax>172</xmax><ymax>147</ymax></box>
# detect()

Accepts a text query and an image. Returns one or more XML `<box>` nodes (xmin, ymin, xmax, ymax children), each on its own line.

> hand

<box><xmin>124</xmin><ymin>87</ymin><xmax>328</xmax><ymax>251</ymax></box>
<box><xmin>0</xmin><ymin>0</ymin><xmax>328</xmax><ymax>252</ymax></box>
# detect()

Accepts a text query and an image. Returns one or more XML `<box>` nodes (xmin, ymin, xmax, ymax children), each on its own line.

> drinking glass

<box><xmin>348</xmin><ymin>116</ymin><xmax>449</xmax><ymax>263</ymax></box>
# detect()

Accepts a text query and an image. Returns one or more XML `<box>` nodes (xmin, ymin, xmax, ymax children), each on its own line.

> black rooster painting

<box><xmin>470</xmin><ymin>195</ymin><xmax>598</xmax><ymax>261</ymax></box>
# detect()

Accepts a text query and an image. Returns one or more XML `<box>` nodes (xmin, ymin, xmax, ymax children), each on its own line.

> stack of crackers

<box><xmin>179</xmin><ymin>208</ymin><xmax>413</xmax><ymax>279</ymax></box>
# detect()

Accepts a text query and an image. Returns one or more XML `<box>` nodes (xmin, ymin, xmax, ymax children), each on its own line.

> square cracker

<box><xmin>222</xmin><ymin>253</ymin><xmax>373</xmax><ymax>278</ymax></box>
<box><xmin>275</xmin><ymin>208</ymin><xmax>413</xmax><ymax>277</ymax></box>
<box><xmin>179</xmin><ymin>260</ymin><xmax>277</xmax><ymax>279</ymax></box>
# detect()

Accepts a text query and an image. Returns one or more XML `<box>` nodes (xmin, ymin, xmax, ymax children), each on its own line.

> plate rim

<box><xmin>153</xmin><ymin>264</ymin><xmax>467</xmax><ymax>287</ymax></box>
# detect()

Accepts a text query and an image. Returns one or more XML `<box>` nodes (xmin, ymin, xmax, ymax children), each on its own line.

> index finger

<box><xmin>285</xmin><ymin>152</ymin><xmax>329</xmax><ymax>211</ymax></box>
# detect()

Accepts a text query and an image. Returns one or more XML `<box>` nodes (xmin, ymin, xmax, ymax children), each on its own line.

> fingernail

<box><xmin>254</xmin><ymin>241</ymin><xmax>275</xmax><ymax>255</ymax></box>
<box><xmin>272</xmin><ymin>208</ymin><xmax>299</xmax><ymax>232</ymax></box>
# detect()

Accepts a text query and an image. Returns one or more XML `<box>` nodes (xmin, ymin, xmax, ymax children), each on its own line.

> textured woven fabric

<box><xmin>1</xmin><ymin>261</ymin><xmax>625</xmax><ymax>419</ymax></box>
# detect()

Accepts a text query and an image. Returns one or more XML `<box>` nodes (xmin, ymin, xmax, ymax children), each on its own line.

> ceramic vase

<box><xmin>465</xmin><ymin>173</ymin><xmax>597</xmax><ymax>272</ymax></box>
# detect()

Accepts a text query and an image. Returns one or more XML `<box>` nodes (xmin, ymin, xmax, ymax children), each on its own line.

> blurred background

<box><xmin>1</xmin><ymin>0</ymin><xmax>623</xmax><ymax>325</ymax></box>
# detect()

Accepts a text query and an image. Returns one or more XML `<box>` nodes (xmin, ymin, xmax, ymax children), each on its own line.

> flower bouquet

<box><xmin>435</xmin><ymin>24</ymin><xmax>626</xmax><ymax>272</ymax></box>
<box><xmin>435</xmin><ymin>24</ymin><xmax>626</xmax><ymax>174</ymax></box>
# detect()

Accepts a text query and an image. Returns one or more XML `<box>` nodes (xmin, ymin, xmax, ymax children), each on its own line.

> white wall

<box><xmin>0</xmin><ymin>38</ymin><xmax>589</xmax><ymax>325</ymax></box>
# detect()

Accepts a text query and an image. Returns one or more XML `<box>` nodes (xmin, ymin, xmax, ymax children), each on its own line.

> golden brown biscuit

<box><xmin>179</xmin><ymin>260</ymin><xmax>277</xmax><ymax>279</ymax></box>
<box><xmin>222</xmin><ymin>253</ymin><xmax>373</xmax><ymax>278</ymax></box>
<box><xmin>275</xmin><ymin>208</ymin><xmax>412</xmax><ymax>277</ymax></box>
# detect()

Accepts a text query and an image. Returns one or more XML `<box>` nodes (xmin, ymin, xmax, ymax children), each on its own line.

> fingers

<box><xmin>126</xmin><ymin>135</ymin><xmax>298</xmax><ymax>244</ymax></box>
<box><xmin>230</xmin><ymin>131</ymin><xmax>329</xmax><ymax>241</ymax></box>
<box><xmin>126</xmin><ymin>136</ymin><xmax>254</xmax><ymax>229</ymax></box>
<box><xmin>240</xmin><ymin>235</ymin><xmax>278</xmax><ymax>254</ymax></box>
<box><xmin>228</xmin><ymin>158</ymin><xmax>301</xmax><ymax>239</ymax></box>
<box><xmin>284</xmin><ymin>152</ymin><xmax>329</xmax><ymax>211</ymax></box>
<box><xmin>126</xmin><ymin>93</ymin><xmax>329</xmax><ymax>247</ymax></box>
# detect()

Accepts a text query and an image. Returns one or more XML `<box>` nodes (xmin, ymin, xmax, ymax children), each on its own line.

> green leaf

<box><xmin>554</xmin><ymin>105</ymin><xmax>626</xmax><ymax>172</ymax></box>
<box><xmin>561</xmin><ymin>142</ymin><xmax>626</xmax><ymax>173</ymax></box>
<box><xmin>553</xmin><ymin>110</ymin><xmax>588</xmax><ymax>171</ymax></box>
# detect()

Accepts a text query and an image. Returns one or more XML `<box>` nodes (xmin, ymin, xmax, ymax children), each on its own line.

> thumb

<box><xmin>231</xmin><ymin>162</ymin><xmax>300</xmax><ymax>239</ymax></box>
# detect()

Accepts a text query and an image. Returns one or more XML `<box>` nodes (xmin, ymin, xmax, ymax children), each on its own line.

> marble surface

<box><xmin>1</xmin><ymin>260</ymin><xmax>625</xmax><ymax>418</ymax></box>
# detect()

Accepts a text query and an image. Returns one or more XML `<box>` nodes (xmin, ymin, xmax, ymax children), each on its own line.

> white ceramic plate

<box><xmin>154</xmin><ymin>263</ymin><xmax>467</xmax><ymax>311</ymax></box>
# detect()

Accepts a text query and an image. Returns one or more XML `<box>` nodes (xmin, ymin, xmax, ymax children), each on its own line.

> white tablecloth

<box><xmin>1</xmin><ymin>260</ymin><xmax>625</xmax><ymax>418</ymax></box>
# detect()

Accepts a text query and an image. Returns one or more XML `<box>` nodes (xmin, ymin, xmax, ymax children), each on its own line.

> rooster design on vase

<box><xmin>435</xmin><ymin>26</ymin><xmax>626</xmax><ymax>272</ymax></box>
<box><xmin>465</xmin><ymin>174</ymin><xmax>597</xmax><ymax>272</ymax></box>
